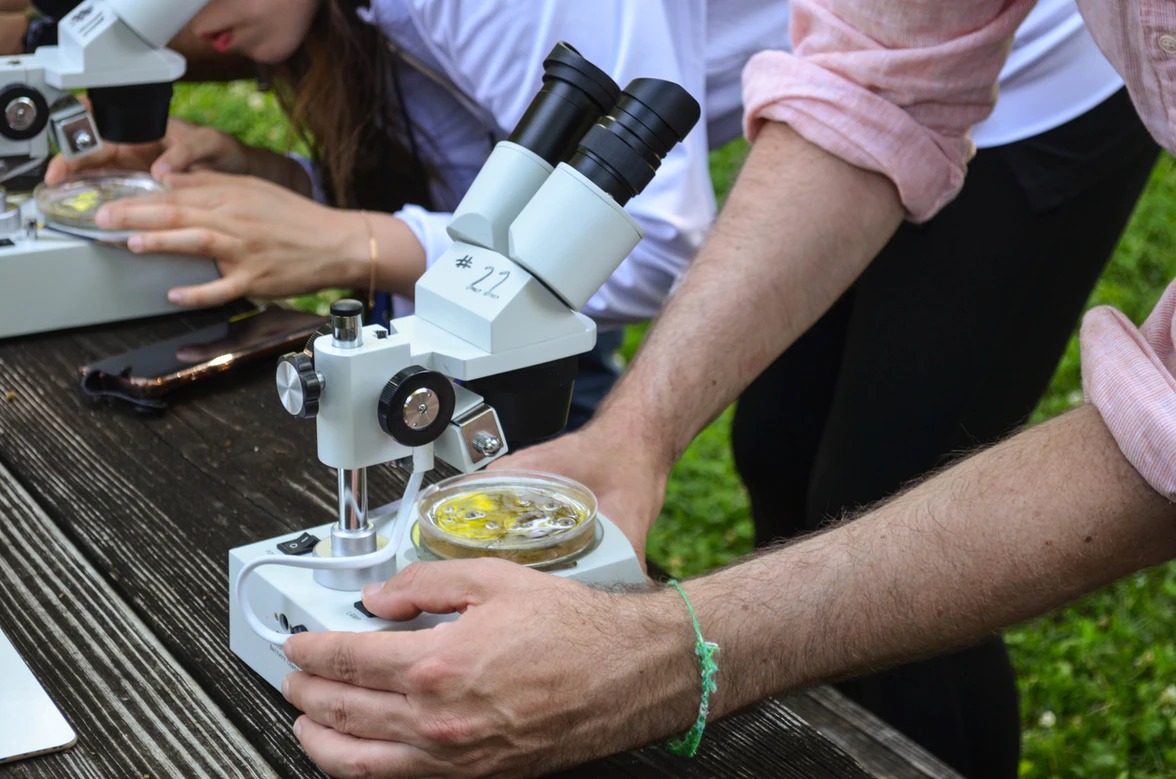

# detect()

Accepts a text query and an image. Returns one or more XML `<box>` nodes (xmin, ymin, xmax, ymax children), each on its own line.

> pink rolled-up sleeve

<box><xmin>1082</xmin><ymin>280</ymin><xmax>1176</xmax><ymax>501</ymax></box>
<box><xmin>742</xmin><ymin>0</ymin><xmax>1034</xmax><ymax>221</ymax></box>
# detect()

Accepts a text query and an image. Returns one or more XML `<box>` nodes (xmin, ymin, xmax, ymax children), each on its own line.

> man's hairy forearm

<box><xmin>688</xmin><ymin>405</ymin><xmax>1176</xmax><ymax>716</ymax></box>
<box><xmin>593</xmin><ymin>123</ymin><xmax>903</xmax><ymax>468</ymax></box>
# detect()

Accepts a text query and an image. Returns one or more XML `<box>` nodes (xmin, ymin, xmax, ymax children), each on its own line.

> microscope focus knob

<box><xmin>378</xmin><ymin>367</ymin><xmax>456</xmax><ymax>447</ymax></box>
<box><xmin>471</xmin><ymin>431</ymin><xmax>503</xmax><ymax>455</ymax></box>
<box><xmin>302</xmin><ymin>323</ymin><xmax>334</xmax><ymax>357</ymax></box>
<box><xmin>0</xmin><ymin>85</ymin><xmax>48</xmax><ymax>140</ymax></box>
<box><xmin>276</xmin><ymin>353</ymin><xmax>323</xmax><ymax>419</ymax></box>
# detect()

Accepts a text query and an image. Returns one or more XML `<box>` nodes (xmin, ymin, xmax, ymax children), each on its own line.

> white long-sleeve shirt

<box><xmin>328</xmin><ymin>0</ymin><xmax>1118</xmax><ymax>326</ymax></box>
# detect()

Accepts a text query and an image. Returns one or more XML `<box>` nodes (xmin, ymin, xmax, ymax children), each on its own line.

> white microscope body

<box><xmin>0</xmin><ymin>0</ymin><xmax>217</xmax><ymax>339</ymax></box>
<box><xmin>229</xmin><ymin>44</ymin><xmax>701</xmax><ymax>689</ymax></box>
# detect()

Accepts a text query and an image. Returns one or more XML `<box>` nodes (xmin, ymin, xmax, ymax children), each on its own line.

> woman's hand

<box><xmin>45</xmin><ymin>118</ymin><xmax>253</xmax><ymax>185</ymax></box>
<box><xmin>94</xmin><ymin>170</ymin><xmax>379</xmax><ymax>306</ymax></box>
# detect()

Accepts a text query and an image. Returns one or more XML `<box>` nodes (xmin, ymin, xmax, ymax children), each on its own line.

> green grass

<box><xmin>1008</xmin><ymin>156</ymin><xmax>1176</xmax><ymax>779</ymax></box>
<box><xmin>174</xmin><ymin>81</ymin><xmax>1176</xmax><ymax>777</ymax></box>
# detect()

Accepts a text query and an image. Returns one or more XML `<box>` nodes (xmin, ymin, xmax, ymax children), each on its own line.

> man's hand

<box><xmin>91</xmin><ymin>170</ymin><xmax>386</xmax><ymax>306</ymax></box>
<box><xmin>491</xmin><ymin>423</ymin><xmax>671</xmax><ymax>564</ymax></box>
<box><xmin>282</xmin><ymin>559</ymin><xmax>695</xmax><ymax>778</ymax></box>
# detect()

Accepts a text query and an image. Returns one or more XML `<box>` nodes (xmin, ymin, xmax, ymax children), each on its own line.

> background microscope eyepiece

<box><xmin>568</xmin><ymin>78</ymin><xmax>701</xmax><ymax>206</ymax></box>
<box><xmin>507</xmin><ymin>42</ymin><xmax>621</xmax><ymax>167</ymax></box>
<box><xmin>87</xmin><ymin>83</ymin><xmax>174</xmax><ymax>143</ymax></box>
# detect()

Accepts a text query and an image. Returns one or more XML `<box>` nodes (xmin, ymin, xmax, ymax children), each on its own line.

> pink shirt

<box><xmin>742</xmin><ymin>1</ymin><xmax>1176</xmax><ymax>497</ymax></box>
<box><xmin>743</xmin><ymin>0</ymin><xmax>1176</xmax><ymax>221</ymax></box>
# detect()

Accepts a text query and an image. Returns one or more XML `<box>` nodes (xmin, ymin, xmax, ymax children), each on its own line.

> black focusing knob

<box><xmin>0</xmin><ymin>84</ymin><xmax>48</xmax><ymax>141</ymax></box>
<box><xmin>303</xmin><ymin>323</ymin><xmax>333</xmax><ymax>356</ymax></box>
<box><xmin>276</xmin><ymin>352</ymin><xmax>323</xmax><ymax>419</ymax></box>
<box><xmin>378</xmin><ymin>367</ymin><xmax>456</xmax><ymax>447</ymax></box>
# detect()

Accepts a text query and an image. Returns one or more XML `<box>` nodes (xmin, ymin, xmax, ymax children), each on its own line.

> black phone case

<box><xmin>79</xmin><ymin>307</ymin><xmax>327</xmax><ymax>414</ymax></box>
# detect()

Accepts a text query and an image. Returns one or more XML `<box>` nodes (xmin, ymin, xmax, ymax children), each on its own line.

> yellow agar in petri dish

<box><xmin>416</xmin><ymin>472</ymin><xmax>597</xmax><ymax>566</ymax></box>
<box><xmin>34</xmin><ymin>171</ymin><xmax>164</xmax><ymax>228</ymax></box>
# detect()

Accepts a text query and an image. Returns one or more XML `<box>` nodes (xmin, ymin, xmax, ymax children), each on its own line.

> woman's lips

<box><xmin>200</xmin><ymin>30</ymin><xmax>234</xmax><ymax>54</ymax></box>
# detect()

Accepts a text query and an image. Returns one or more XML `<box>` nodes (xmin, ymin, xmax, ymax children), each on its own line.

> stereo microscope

<box><xmin>0</xmin><ymin>0</ymin><xmax>217</xmax><ymax>339</ymax></box>
<box><xmin>230</xmin><ymin>43</ymin><xmax>700</xmax><ymax>689</ymax></box>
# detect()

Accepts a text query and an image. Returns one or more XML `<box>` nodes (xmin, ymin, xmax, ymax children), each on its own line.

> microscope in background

<box><xmin>0</xmin><ymin>0</ymin><xmax>217</xmax><ymax>339</ymax></box>
<box><xmin>229</xmin><ymin>43</ymin><xmax>700</xmax><ymax>689</ymax></box>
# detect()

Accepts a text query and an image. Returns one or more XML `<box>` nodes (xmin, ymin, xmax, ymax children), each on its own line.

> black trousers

<box><xmin>731</xmin><ymin>89</ymin><xmax>1159</xmax><ymax>778</ymax></box>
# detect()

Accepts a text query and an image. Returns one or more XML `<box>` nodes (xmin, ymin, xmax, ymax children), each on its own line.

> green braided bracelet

<box><xmin>664</xmin><ymin>578</ymin><xmax>719</xmax><ymax>758</ymax></box>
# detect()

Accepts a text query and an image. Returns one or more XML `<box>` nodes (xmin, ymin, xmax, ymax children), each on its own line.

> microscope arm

<box><xmin>0</xmin><ymin>0</ymin><xmax>206</xmax><ymax>178</ymax></box>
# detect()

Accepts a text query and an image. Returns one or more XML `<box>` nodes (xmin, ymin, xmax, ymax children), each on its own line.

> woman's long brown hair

<box><xmin>268</xmin><ymin>0</ymin><xmax>431</xmax><ymax>213</ymax></box>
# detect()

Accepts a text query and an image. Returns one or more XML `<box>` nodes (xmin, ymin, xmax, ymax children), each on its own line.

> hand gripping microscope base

<box><xmin>0</xmin><ymin>0</ymin><xmax>218</xmax><ymax>339</ymax></box>
<box><xmin>229</xmin><ymin>44</ymin><xmax>700</xmax><ymax>689</ymax></box>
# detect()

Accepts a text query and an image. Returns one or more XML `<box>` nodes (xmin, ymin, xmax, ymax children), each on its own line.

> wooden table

<box><xmin>0</xmin><ymin>309</ymin><xmax>961</xmax><ymax>779</ymax></box>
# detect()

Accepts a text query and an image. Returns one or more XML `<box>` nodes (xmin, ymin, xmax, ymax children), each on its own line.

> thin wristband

<box><xmin>664</xmin><ymin>579</ymin><xmax>719</xmax><ymax>758</ymax></box>
<box><xmin>357</xmin><ymin>210</ymin><xmax>379</xmax><ymax>311</ymax></box>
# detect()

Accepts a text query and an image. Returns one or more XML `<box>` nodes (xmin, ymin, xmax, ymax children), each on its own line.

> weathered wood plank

<box><xmin>560</xmin><ymin>696</ymin><xmax>879</xmax><ymax>778</ymax></box>
<box><xmin>783</xmin><ymin>688</ymin><xmax>962</xmax><ymax>779</ymax></box>
<box><xmin>0</xmin><ymin>314</ymin><xmax>953</xmax><ymax>778</ymax></box>
<box><xmin>0</xmin><ymin>457</ymin><xmax>278</xmax><ymax>779</ymax></box>
<box><xmin>0</xmin><ymin>311</ymin><xmax>338</xmax><ymax>777</ymax></box>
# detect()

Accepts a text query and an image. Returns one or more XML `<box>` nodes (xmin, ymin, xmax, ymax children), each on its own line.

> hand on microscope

<box><xmin>91</xmin><ymin>170</ymin><xmax>425</xmax><ymax>307</ymax></box>
<box><xmin>43</xmin><ymin>117</ymin><xmax>272</xmax><ymax>185</ymax></box>
<box><xmin>282</xmin><ymin>557</ymin><xmax>691</xmax><ymax>779</ymax></box>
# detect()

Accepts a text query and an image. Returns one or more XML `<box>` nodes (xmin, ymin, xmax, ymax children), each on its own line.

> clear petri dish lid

<box><xmin>415</xmin><ymin>469</ymin><xmax>598</xmax><ymax>566</ymax></box>
<box><xmin>33</xmin><ymin>170</ymin><xmax>163</xmax><ymax>229</ymax></box>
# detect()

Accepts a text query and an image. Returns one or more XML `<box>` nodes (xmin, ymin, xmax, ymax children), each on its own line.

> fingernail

<box><xmin>281</xmin><ymin>676</ymin><xmax>290</xmax><ymax>700</ymax></box>
<box><xmin>94</xmin><ymin>209</ymin><xmax>111</xmax><ymax>229</ymax></box>
<box><xmin>167</xmin><ymin>289</ymin><xmax>183</xmax><ymax>304</ymax></box>
<box><xmin>128</xmin><ymin>235</ymin><xmax>143</xmax><ymax>253</ymax></box>
<box><xmin>293</xmin><ymin>717</ymin><xmax>303</xmax><ymax>738</ymax></box>
<box><xmin>362</xmin><ymin>582</ymin><xmax>382</xmax><ymax>600</ymax></box>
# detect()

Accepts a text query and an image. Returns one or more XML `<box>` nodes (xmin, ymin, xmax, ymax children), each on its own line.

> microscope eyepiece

<box><xmin>87</xmin><ymin>82</ymin><xmax>173</xmax><ymax>143</ymax></box>
<box><xmin>506</xmin><ymin>42</ymin><xmax>621</xmax><ymax>168</ymax></box>
<box><xmin>568</xmin><ymin>78</ymin><xmax>701</xmax><ymax>206</ymax></box>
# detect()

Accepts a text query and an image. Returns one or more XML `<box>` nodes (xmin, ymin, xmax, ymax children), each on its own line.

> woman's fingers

<box><xmin>126</xmin><ymin>225</ymin><xmax>241</xmax><ymax>259</ymax></box>
<box><xmin>151</xmin><ymin>125</ymin><xmax>244</xmax><ymax>177</ymax></box>
<box><xmin>167</xmin><ymin>275</ymin><xmax>247</xmax><ymax>308</ymax></box>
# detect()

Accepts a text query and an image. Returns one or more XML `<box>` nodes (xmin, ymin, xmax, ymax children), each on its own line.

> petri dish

<box><xmin>415</xmin><ymin>470</ymin><xmax>597</xmax><ymax>566</ymax></box>
<box><xmin>34</xmin><ymin>170</ymin><xmax>163</xmax><ymax>229</ymax></box>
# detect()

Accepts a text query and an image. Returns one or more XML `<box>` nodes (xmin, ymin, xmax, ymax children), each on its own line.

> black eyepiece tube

<box><xmin>567</xmin><ymin>78</ymin><xmax>701</xmax><ymax>206</ymax></box>
<box><xmin>88</xmin><ymin>83</ymin><xmax>174</xmax><ymax>143</ymax></box>
<box><xmin>507</xmin><ymin>42</ymin><xmax>621</xmax><ymax>167</ymax></box>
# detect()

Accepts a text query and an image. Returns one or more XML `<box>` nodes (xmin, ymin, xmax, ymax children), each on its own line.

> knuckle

<box><xmin>99</xmin><ymin>209</ymin><xmax>123</xmax><ymax>229</ymax></box>
<box><xmin>419</xmin><ymin>711</ymin><xmax>477</xmax><ymax>747</ymax></box>
<box><xmin>158</xmin><ymin>205</ymin><xmax>184</xmax><ymax>229</ymax></box>
<box><xmin>407</xmin><ymin>655</ymin><xmax>456</xmax><ymax>694</ymax></box>
<box><xmin>195</xmin><ymin>231</ymin><xmax>217</xmax><ymax>254</ymax></box>
<box><xmin>339</xmin><ymin>752</ymin><xmax>379</xmax><ymax>779</ymax></box>
<box><xmin>325</xmin><ymin>692</ymin><xmax>354</xmax><ymax>734</ymax></box>
<box><xmin>330</xmin><ymin>640</ymin><xmax>363</xmax><ymax>685</ymax></box>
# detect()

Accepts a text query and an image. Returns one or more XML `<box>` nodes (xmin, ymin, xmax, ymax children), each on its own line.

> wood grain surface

<box><xmin>0</xmin><ymin>311</ymin><xmax>956</xmax><ymax>778</ymax></box>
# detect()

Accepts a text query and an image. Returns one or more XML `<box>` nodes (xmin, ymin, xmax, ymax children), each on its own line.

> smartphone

<box><xmin>0</xmin><ymin>627</ymin><xmax>76</xmax><ymax>764</ymax></box>
<box><xmin>79</xmin><ymin>307</ymin><xmax>327</xmax><ymax>401</ymax></box>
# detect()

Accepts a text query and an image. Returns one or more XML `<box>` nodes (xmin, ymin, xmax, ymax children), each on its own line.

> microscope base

<box><xmin>0</xmin><ymin>201</ymin><xmax>218</xmax><ymax>339</ymax></box>
<box><xmin>229</xmin><ymin>515</ymin><xmax>645</xmax><ymax>690</ymax></box>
